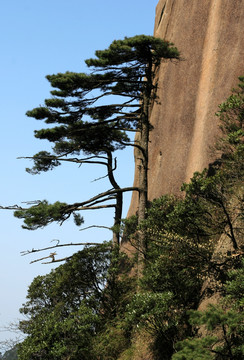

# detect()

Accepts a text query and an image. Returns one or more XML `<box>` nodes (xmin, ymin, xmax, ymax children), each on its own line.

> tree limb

<box><xmin>65</xmin><ymin>186</ymin><xmax>139</xmax><ymax>212</ymax></box>
<box><xmin>18</xmin><ymin>155</ymin><xmax>108</xmax><ymax>167</ymax></box>
<box><xmin>21</xmin><ymin>241</ymin><xmax>105</xmax><ymax>257</ymax></box>
<box><xmin>79</xmin><ymin>225</ymin><xmax>111</xmax><ymax>231</ymax></box>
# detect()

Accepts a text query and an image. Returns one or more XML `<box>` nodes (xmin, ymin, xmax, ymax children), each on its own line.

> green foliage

<box><xmin>181</xmin><ymin>77</ymin><xmax>244</xmax><ymax>252</ymax></box>
<box><xmin>14</xmin><ymin>200</ymin><xmax>84</xmax><ymax>230</ymax></box>
<box><xmin>173</xmin><ymin>337</ymin><xmax>217</xmax><ymax>360</ymax></box>
<box><xmin>173</xmin><ymin>262</ymin><xmax>244</xmax><ymax>360</ymax></box>
<box><xmin>189</xmin><ymin>305</ymin><xmax>243</xmax><ymax>336</ymax></box>
<box><xmin>19</xmin><ymin>304</ymin><xmax>98</xmax><ymax>360</ymax></box>
<box><xmin>18</xmin><ymin>244</ymin><xmax>135</xmax><ymax>360</ymax></box>
<box><xmin>139</xmin><ymin>195</ymin><xmax>212</xmax><ymax>306</ymax></box>
<box><xmin>85</xmin><ymin>35</ymin><xmax>179</xmax><ymax>68</ymax></box>
<box><xmin>26</xmin><ymin>35</ymin><xmax>179</xmax><ymax>164</ymax></box>
<box><xmin>18</xmin><ymin>244</ymin><xmax>108</xmax><ymax>359</ymax></box>
<box><xmin>26</xmin><ymin>151</ymin><xmax>61</xmax><ymax>174</ymax></box>
<box><xmin>122</xmin><ymin>194</ymin><xmax>214</xmax><ymax>359</ymax></box>
<box><xmin>125</xmin><ymin>291</ymin><xmax>177</xmax><ymax>334</ymax></box>
<box><xmin>215</xmin><ymin>77</ymin><xmax>244</xmax><ymax>179</ymax></box>
<box><xmin>92</xmin><ymin>323</ymin><xmax>130</xmax><ymax>360</ymax></box>
<box><xmin>2</xmin><ymin>347</ymin><xmax>18</xmax><ymax>360</ymax></box>
<box><xmin>225</xmin><ymin>259</ymin><xmax>244</xmax><ymax>308</ymax></box>
<box><xmin>181</xmin><ymin>170</ymin><xmax>238</xmax><ymax>248</ymax></box>
<box><xmin>173</xmin><ymin>307</ymin><xmax>244</xmax><ymax>360</ymax></box>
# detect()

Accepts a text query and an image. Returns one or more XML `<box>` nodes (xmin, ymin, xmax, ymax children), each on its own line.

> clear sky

<box><xmin>0</xmin><ymin>0</ymin><xmax>159</xmax><ymax>349</ymax></box>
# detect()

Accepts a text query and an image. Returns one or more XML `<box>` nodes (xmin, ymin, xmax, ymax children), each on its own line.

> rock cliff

<box><xmin>128</xmin><ymin>0</ymin><xmax>244</xmax><ymax>215</ymax></box>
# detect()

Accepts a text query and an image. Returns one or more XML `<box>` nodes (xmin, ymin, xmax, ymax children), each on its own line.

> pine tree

<box><xmin>11</xmin><ymin>35</ymin><xmax>179</xmax><ymax>258</ymax></box>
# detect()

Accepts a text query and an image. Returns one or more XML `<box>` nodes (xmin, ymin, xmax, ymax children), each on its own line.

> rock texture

<box><xmin>128</xmin><ymin>0</ymin><xmax>244</xmax><ymax>215</ymax></box>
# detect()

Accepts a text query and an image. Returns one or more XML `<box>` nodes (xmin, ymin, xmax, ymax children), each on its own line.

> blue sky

<box><xmin>0</xmin><ymin>0</ymin><xmax>159</xmax><ymax>349</ymax></box>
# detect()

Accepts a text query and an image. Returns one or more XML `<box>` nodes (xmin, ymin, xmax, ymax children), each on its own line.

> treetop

<box><xmin>85</xmin><ymin>35</ymin><xmax>180</xmax><ymax>68</ymax></box>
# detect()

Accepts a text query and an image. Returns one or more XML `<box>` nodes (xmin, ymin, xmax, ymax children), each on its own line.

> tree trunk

<box><xmin>136</xmin><ymin>59</ymin><xmax>153</xmax><ymax>276</ymax></box>
<box><xmin>106</xmin><ymin>151</ymin><xmax>122</xmax><ymax>247</ymax></box>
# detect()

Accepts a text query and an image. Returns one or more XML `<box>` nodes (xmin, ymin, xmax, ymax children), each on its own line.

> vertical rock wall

<box><xmin>128</xmin><ymin>0</ymin><xmax>244</xmax><ymax>214</ymax></box>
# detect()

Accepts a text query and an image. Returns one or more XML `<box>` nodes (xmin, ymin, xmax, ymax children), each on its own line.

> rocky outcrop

<box><xmin>128</xmin><ymin>0</ymin><xmax>244</xmax><ymax>215</ymax></box>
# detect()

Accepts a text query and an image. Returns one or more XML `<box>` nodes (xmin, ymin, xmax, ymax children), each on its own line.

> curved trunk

<box><xmin>106</xmin><ymin>151</ymin><xmax>122</xmax><ymax>247</ymax></box>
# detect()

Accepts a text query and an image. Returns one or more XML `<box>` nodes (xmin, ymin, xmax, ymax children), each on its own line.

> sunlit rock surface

<box><xmin>128</xmin><ymin>0</ymin><xmax>244</xmax><ymax>215</ymax></box>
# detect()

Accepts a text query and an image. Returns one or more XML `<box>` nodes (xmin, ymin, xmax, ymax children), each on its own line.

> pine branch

<box><xmin>76</xmin><ymin>204</ymin><xmax>116</xmax><ymax>211</ymax></box>
<box><xmin>65</xmin><ymin>186</ymin><xmax>139</xmax><ymax>212</ymax></box>
<box><xmin>18</xmin><ymin>155</ymin><xmax>108</xmax><ymax>167</ymax></box>
<box><xmin>1</xmin><ymin>186</ymin><xmax>139</xmax><ymax>216</ymax></box>
<box><xmin>120</xmin><ymin>140</ymin><xmax>145</xmax><ymax>154</ymax></box>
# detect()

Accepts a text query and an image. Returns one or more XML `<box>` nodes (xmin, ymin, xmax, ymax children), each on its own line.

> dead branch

<box><xmin>30</xmin><ymin>252</ymin><xmax>57</xmax><ymax>264</ymax></box>
<box><xmin>33</xmin><ymin>242</ymin><xmax>112</xmax><ymax>264</ymax></box>
<box><xmin>51</xmin><ymin>239</ymin><xmax>60</xmax><ymax>245</ymax></box>
<box><xmin>91</xmin><ymin>172</ymin><xmax>111</xmax><ymax>183</ymax></box>
<box><xmin>91</xmin><ymin>156</ymin><xmax>117</xmax><ymax>183</ymax></box>
<box><xmin>42</xmin><ymin>256</ymin><xmax>73</xmax><ymax>264</ymax></box>
<box><xmin>79</xmin><ymin>225</ymin><xmax>111</xmax><ymax>232</ymax></box>
<box><xmin>21</xmin><ymin>241</ymin><xmax>104</xmax><ymax>257</ymax></box>
<box><xmin>41</xmin><ymin>244</ymin><xmax>114</xmax><ymax>264</ymax></box>
<box><xmin>0</xmin><ymin>204</ymin><xmax>26</xmax><ymax>211</ymax></box>
<box><xmin>0</xmin><ymin>200</ymin><xmax>41</xmax><ymax>211</ymax></box>
<box><xmin>0</xmin><ymin>322</ymin><xmax>25</xmax><ymax>352</ymax></box>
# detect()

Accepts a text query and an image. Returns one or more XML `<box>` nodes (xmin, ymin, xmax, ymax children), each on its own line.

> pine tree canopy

<box><xmin>26</xmin><ymin>35</ymin><xmax>179</xmax><ymax>169</ymax></box>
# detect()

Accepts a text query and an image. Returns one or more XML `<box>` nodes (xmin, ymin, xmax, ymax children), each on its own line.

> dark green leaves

<box><xmin>173</xmin><ymin>262</ymin><xmax>244</xmax><ymax>360</ymax></box>
<box><xmin>26</xmin><ymin>35</ymin><xmax>179</xmax><ymax>164</ymax></box>
<box><xmin>18</xmin><ymin>244</ymin><xmax>111</xmax><ymax>359</ymax></box>
<box><xmin>85</xmin><ymin>35</ymin><xmax>180</xmax><ymax>68</ymax></box>
<box><xmin>14</xmin><ymin>200</ymin><xmax>81</xmax><ymax>230</ymax></box>
<box><xmin>26</xmin><ymin>151</ymin><xmax>61</xmax><ymax>174</ymax></box>
<box><xmin>125</xmin><ymin>291</ymin><xmax>176</xmax><ymax>334</ymax></box>
<box><xmin>26</xmin><ymin>106</ymin><xmax>52</xmax><ymax>120</ymax></box>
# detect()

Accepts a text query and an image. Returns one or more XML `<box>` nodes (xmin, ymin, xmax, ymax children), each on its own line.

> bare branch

<box><xmin>30</xmin><ymin>241</ymin><xmax>111</xmax><ymax>264</ymax></box>
<box><xmin>91</xmin><ymin>156</ymin><xmax>117</xmax><ymax>183</ymax></box>
<box><xmin>51</xmin><ymin>239</ymin><xmax>60</xmax><ymax>246</ymax></box>
<box><xmin>91</xmin><ymin>172</ymin><xmax>110</xmax><ymax>183</ymax></box>
<box><xmin>0</xmin><ymin>322</ymin><xmax>24</xmax><ymax>353</ymax></box>
<box><xmin>30</xmin><ymin>252</ymin><xmax>57</xmax><ymax>264</ymax></box>
<box><xmin>42</xmin><ymin>256</ymin><xmax>73</xmax><ymax>264</ymax></box>
<box><xmin>79</xmin><ymin>225</ymin><xmax>111</xmax><ymax>232</ymax></box>
<box><xmin>0</xmin><ymin>200</ymin><xmax>41</xmax><ymax>211</ymax></box>
<box><xmin>21</xmin><ymin>241</ymin><xmax>105</xmax><ymax>257</ymax></box>
<box><xmin>0</xmin><ymin>204</ymin><xmax>28</xmax><ymax>211</ymax></box>
<box><xmin>40</xmin><ymin>242</ymin><xmax>112</xmax><ymax>264</ymax></box>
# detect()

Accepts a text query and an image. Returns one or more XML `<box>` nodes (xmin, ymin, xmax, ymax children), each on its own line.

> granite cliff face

<box><xmin>129</xmin><ymin>0</ymin><xmax>244</xmax><ymax>214</ymax></box>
